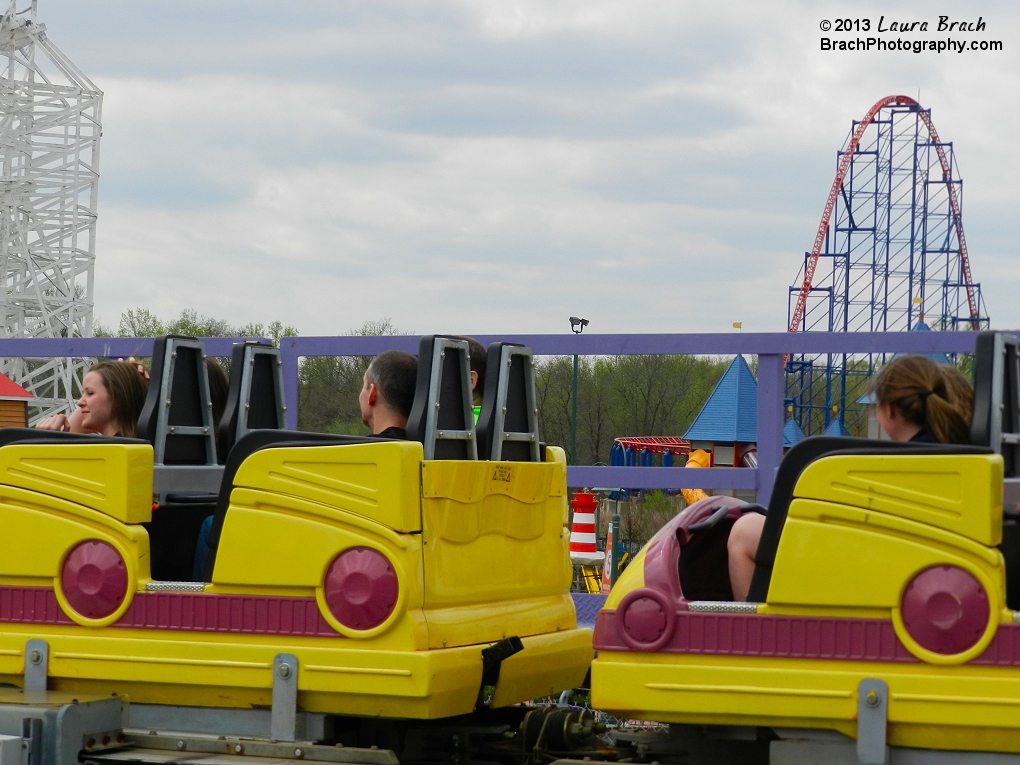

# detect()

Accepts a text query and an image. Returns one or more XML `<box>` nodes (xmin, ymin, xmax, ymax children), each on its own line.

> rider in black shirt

<box><xmin>359</xmin><ymin>350</ymin><xmax>418</xmax><ymax>440</ymax></box>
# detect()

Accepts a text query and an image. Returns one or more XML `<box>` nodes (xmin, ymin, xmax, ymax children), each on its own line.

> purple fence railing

<box><xmin>277</xmin><ymin>331</ymin><xmax>987</xmax><ymax>506</ymax></box>
<box><xmin>0</xmin><ymin>331</ymin><xmax>993</xmax><ymax>507</ymax></box>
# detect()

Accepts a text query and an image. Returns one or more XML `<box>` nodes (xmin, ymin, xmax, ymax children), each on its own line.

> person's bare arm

<box><xmin>66</xmin><ymin>407</ymin><xmax>93</xmax><ymax>433</ymax></box>
<box><xmin>35</xmin><ymin>414</ymin><xmax>71</xmax><ymax>432</ymax></box>
<box><xmin>36</xmin><ymin>407</ymin><xmax>94</xmax><ymax>433</ymax></box>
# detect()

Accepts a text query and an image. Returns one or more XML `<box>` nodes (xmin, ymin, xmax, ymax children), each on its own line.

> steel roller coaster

<box><xmin>785</xmin><ymin>95</ymin><xmax>988</xmax><ymax>436</ymax></box>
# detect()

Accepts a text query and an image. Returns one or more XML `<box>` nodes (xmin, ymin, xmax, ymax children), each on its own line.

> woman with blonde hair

<box><xmin>726</xmin><ymin>355</ymin><xmax>974</xmax><ymax>601</ymax></box>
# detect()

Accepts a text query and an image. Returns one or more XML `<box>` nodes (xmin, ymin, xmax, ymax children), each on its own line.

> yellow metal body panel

<box><xmin>593</xmin><ymin>651</ymin><xmax>1020</xmax><ymax>753</ymax></box>
<box><xmin>604</xmin><ymin>544</ymin><xmax>647</xmax><ymax>609</ymax></box>
<box><xmin>213</xmin><ymin>485</ymin><xmax>419</xmax><ymax>590</ymax></box>
<box><xmin>0</xmin><ymin>443</ymin><xmax>152</xmax><ymax>523</ymax></box>
<box><xmin>490</xmin><ymin>628</ymin><xmax>593</xmax><ymax>707</ymax></box>
<box><xmin>0</xmin><ymin>623</ymin><xmax>481</xmax><ymax>718</ymax></box>
<box><xmin>795</xmin><ymin>453</ymin><xmax>1003</xmax><ymax>546</ymax></box>
<box><xmin>231</xmin><ymin>442</ymin><xmax>424</xmax><ymax>533</ymax></box>
<box><xmin>0</xmin><ymin>482</ymin><xmax>151</xmax><ymax>586</ymax></box>
<box><xmin>420</xmin><ymin>452</ymin><xmax>575</xmax><ymax>648</ymax></box>
<box><xmin>0</xmin><ymin>438</ymin><xmax>588</xmax><ymax>719</ymax></box>
<box><xmin>769</xmin><ymin>498</ymin><xmax>1004</xmax><ymax>611</ymax></box>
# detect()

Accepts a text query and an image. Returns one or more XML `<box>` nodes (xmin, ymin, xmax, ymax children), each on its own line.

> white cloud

<box><xmin>47</xmin><ymin>0</ymin><xmax>1017</xmax><ymax>336</ymax></box>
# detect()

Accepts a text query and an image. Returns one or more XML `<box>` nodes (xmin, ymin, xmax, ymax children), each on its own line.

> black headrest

<box><xmin>217</xmin><ymin>342</ymin><xmax>284</xmax><ymax>464</ymax></box>
<box><xmin>476</xmin><ymin>342</ymin><xmax>540</xmax><ymax>461</ymax></box>
<box><xmin>136</xmin><ymin>335</ymin><xmax>217</xmax><ymax>466</ymax></box>
<box><xmin>405</xmin><ymin>335</ymin><xmax>477</xmax><ymax>460</ymax></box>
<box><xmin>971</xmin><ymin>331</ymin><xmax>1020</xmax><ymax>477</ymax></box>
<box><xmin>0</xmin><ymin>428</ymin><xmax>145</xmax><ymax>450</ymax></box>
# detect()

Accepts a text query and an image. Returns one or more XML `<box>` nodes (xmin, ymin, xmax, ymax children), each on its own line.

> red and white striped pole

<box><xmin>569</xmin><ymin>491</ymin><xmax>604</xmax><ymax>565</ymax></box>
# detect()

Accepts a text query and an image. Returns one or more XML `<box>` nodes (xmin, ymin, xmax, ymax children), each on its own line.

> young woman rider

<box><xmin>36</xmin><ymin>360</ymin><xmax>148</xmax><ymax>438</ymax></box>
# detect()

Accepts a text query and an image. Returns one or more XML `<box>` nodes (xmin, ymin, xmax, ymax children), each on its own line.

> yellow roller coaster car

<box><xmin>0</xmin><ymin>336</ymin><xmax>592</xmax><ymax>721</ymax></box>
<box><xmin>592</xmin><ymin>331</ymin><xmax>1020</xmax><ymax>757</ymax></box>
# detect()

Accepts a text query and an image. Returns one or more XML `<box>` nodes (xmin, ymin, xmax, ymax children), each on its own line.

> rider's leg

<box><xmin>727</xmin><ymin>512</ymin><xmax>766</xmax><ymax>601</ymax></box>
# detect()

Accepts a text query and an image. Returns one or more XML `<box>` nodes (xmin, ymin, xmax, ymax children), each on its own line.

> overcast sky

<box><xmin>36</xmin><ymin>0</ymin><xmax>1020</xmax><ymax>336</ymax></box>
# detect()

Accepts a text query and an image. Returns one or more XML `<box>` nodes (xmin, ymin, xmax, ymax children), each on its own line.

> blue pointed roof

<box><xmin>683</xmin><ymin>355</ymin><xmax>757</xmax><ymax>442</ymax></box>
<box><xmin>891</xmin><ymin>321</ymin><xmax>952</xmax><ymax>366</ymax></box>
<box><xmin>823</xmin><ymin>418</ymin><xmax>850</xmax><ymax>437</ymax></box>
<box><xmin>783</xmin><ymin>418</ymin><xmax>806</xmax><ymax>447</ymax></box>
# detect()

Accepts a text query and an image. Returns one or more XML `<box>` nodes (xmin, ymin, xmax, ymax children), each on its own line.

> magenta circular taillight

<box><xmin>617</xmin><ymin>588</ymin><xmax>676</xmax><ymax>652</ymax></box>
<box><xmin>324</xmin><ymin>547</ymin><xmax>399</xmax><ymax>631</ymax></box>
<box><xmin>60</xmin><ymin>540</ymin><xmax>128</xmax><ymax>620</ymax></box>
<box><xmin>901</xmin><ymin>565</ymin><xmax>989</xmax><ymax>655</ymax></box>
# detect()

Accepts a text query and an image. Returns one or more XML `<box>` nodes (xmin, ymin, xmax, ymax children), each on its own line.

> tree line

<box><xmin>534</xmin><ymin>354</ymin><xmax>728</xmax><ymax>465</ymax></box>
<box><xmin>98</xmin><ymin>309</ymin><xmax>731</xmax><ymax>466</ymax></box>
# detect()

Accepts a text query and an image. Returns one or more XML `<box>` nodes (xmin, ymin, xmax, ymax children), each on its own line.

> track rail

<box><xmin>788</xmin><ymin>95</ymin><xmax>979</xmax><ymax>335</ymax></box>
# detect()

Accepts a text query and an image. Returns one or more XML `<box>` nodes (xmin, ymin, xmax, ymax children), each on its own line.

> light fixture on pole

<box><xmin>569</xmin><ymin>317</ymin><xmax>588</xmax><ymax>465</ymax></box>
<box><xmin>570</xmin><ymin>317</ymin><xmax>589</xmax><ymax>334</ymax></box>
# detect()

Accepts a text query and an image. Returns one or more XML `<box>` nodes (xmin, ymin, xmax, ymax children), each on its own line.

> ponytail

<box><xmin>868</xmin><ymin>355</ymin><xmax>973</xmax><ymax>445</ymax></box>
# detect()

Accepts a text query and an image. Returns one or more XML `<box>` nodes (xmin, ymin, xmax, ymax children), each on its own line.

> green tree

<box><xmin>235</xmin><ymin>320</ymin><xmax>299</xmax><ymax>348</ymax></box>
<box><xmin>118</xmin><ymin>308</ymin><xmax>165</xmax><ymax>338</ymax></box>
<box><xmin>534</xmin><ymin>354</ymin><xmax>729</xmax><ymax>464</ymax></box>
<box><xmin>297</xmin><ymin>319</ymin><xmax>408</xmax><ymax>435</ymax></box>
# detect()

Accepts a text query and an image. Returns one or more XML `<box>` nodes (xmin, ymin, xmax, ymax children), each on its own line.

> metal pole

<box><xmin>570</xmin><ymin>353</ymin><xmax>579</xmax><ymax>465</ymax></box>
<box><xmin>610</xmin><ymin>512</ymin><xmax>621</xmax><ymax>586</ymax></box>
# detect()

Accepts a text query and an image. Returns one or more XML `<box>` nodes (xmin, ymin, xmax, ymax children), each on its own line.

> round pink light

<box><xmin>61</xmin><ymin>540</ymin><xmax>128</xmax><ymax>620</ymax></box>
<box><xmin>901</xmin><ymin>565</ymin><xmax>989</xmax><ymax>655</ymax></box>
<box><xmin>617</xmin><ymin>588</ymin><xmax>676</xmax><ymax>652</ymax></box>
<box><xmin>324</xmin><ymin>548</ymin><xmax>398</xmax><ymax>631</ymax></box>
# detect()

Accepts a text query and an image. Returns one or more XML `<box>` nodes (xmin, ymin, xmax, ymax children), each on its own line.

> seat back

<box><xmin>746</xmin><ymin>436</ymin><xmax>990</xmax><ymax>603</ymax></box>
<box><xmin>971</xmin><ymin>330</ymin><xmax>1020</xmax><ymax>477</ymax></box>
<box><xmin>476</xmin><ymin>342</ymin><xmax>540</xmax><ymax>461</ymax></box>
<box><xmin>0</xmin><ymin>428</ymin><xmax>144</xmax><ymax>449</ymax></box>
<box><xmin>202</xmin><ymin>430</ymin><xmax>388</xmax><ymax>580</ymax></box>
<box><xmin>217</xmin><ymin>341</ymin><xmax>286</xmax><ymax>462</ymax></box>
<box><xmin>405</xmin><ymin>335</ymin><xmax>477</xmax><ymax>460</ymax></box>
<box><xmin>749</xmin><ymin>336</ymin><xmax>1020</xmax><ymax>603</ymax></box>
<box><xmin>972</xmin><ymin>331</ymin><xmax>1020</xmax><ymax>609</ymax></box>
<box><xmin>137</xmin><ymin>335</ymin><xmax>217</xmax><ymax>466</ymax></box>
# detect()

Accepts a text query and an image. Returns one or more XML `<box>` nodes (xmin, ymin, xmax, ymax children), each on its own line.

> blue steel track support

<box><xmin>785</xmin><ymin>100</ymin><xmax>989</xmax><ymax>436</ymax></box>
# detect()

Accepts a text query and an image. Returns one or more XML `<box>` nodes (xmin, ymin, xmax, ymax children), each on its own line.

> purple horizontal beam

<box><xmin>0</xmin><ymin>330</ymin><xmax>995</xmax><ymax>360</ymax></box>
<box><xmin>566</xmin><ymin>466</ymin><xmax>756</xmax><ymax>491</ymax></box>
<box><xmin>279</xmin><ymin>329</ymin><xmax>1010</xmax><ymax>429</ymax></box>
<box><xmin>0</xmin><ymin>337</ymin><xmax>269</xmax><ymax>358</ymax></box>
<box><xmin>281</xmin><ymin>330</ymin><xmax>1008</xmax><ymax>358</ymax></box>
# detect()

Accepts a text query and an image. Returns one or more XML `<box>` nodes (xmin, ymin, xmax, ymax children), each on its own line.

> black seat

<box><xmin>137</xmin><ymin>335</ymin><xmax>217</xmax><ymax>466</ymax></box>
<box><xmin>201</xmin><ymin>430</ymin><xmax>387</xmax><ymax>580</ymax></box>
<box><xmin>971</xmin><ymin>331</ymin><xmax>1020</xmax><ymax>608</ymax></box>
<box><xmin>136</xmin><ymin>336</ymin><xmax>220</xmax><ymax>582</ymax></box>
<box><xmin>476</xmin><ymin>342</ymin><xmax>541</xmax><ymax>462</ymax></box>
<box><xmin>217</xmin><ymin>341</ymin><xmax>286</xmax><ymax>464</ymax></box>
<box><xmin>746</xmin><ymin>436</ymin><xmax>991</xmax><ymax>603</ymax></box>
<box><xmin>405</xmin><ymin>335</ymin><xmax>477</xmax><ymax>460</ymax></box>
<box><xmin>972</xmin><ymin>331</ymin><xmax>1020</xmax><ymax>478</ymax></box>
